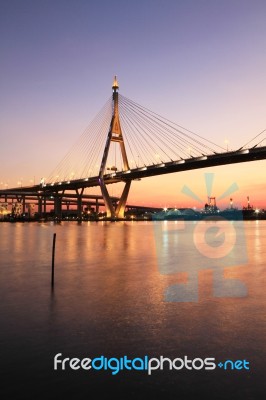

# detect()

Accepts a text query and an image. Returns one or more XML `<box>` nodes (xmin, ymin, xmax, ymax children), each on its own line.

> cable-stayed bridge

<box><xmin>1</xmin><ymin>77</ymin><xmax>266</xmax><ymax>219</ymax></box>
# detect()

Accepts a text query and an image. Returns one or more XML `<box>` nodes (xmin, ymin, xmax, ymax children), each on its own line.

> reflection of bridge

<box><xmin>1</xmin><ymin>77</ymin><xmax>266</xmax><ymax>219</ymax></box>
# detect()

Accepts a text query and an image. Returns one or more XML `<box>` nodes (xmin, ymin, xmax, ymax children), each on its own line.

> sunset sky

<box><xmin>1</xmin><ymin>0</ymin><xmax>266</xmax><ymax>209</ymax></box>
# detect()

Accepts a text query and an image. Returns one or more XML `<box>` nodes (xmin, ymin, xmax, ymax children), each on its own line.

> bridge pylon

<box><xmin>99</xmin><ymin>76</ymin><xmax>131</xmax><ymax>218</ymax></box>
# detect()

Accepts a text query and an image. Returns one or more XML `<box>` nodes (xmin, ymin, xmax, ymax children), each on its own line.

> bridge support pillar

<box><xmin>99</xmin><ymin>178</ymin><xmax>116</xmax><ymax>218</ymax></box>
<box><xmin>76</xmin><ymin>188</ymin><xmax>84</xmax><ymax>220</ymax></box>
<box><xmin>54</xmin><ymin>196</ymin><xmax>62</xmax><ymax>219</ymax></box>
<box><xmin>77</xmin><ymin>197</ymin><xmax>82</xmax><ymax>219</ymax></box>
<box><xmin>98</xmin><ymin>77</ymin><xmax>133</xmax><ymax>219</ymax></box>
<box><xmin>99</xmin><ymin>179</ymin><xmax>131</xmax><ymax>219</ymax></box>
<box><xmin>116</xmin><ymin>181</ymin><xmax>131</xmax><ymax>218</ymax></box>
<box><xmin>22</xmin><ymin>196</ymin><xmax>26</xmax><ymax>214</ymax></box>
<box><xmin>43</xmin><ymin>196</ymin><xmax>47</xmax><ymax>217</ymax></box>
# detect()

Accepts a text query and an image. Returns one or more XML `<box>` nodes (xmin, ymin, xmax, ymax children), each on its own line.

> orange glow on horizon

<box><xmin>125</xmin><ymin>160</ymin><xmax>266</xmax><ymax>210</ymax></box>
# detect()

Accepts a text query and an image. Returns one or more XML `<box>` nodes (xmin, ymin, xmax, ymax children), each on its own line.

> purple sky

<box><xmin>1</xmin><ymin>0</ymin><xmax>266</xmax><ymax>206</ymax></box>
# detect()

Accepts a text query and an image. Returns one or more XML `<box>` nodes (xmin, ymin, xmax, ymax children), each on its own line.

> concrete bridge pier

<box><xmin>43</xmin><ymin>196</ymin><xmax>47</xmax><ymax>217</ymax></box>
<box><xmin>22</xmin><ymin>196</ymin><xmax>26</xmax><ymax>214</ymax></box>
<box><xmin>54</xmin><ymin>196</ymin><xmax>62</xmax><ymax>219</ymax></box>
<box><xmin>76</xmin><ymin>188</ymin><xmax>84</xmax><ymax>220</ymax></box>
<box><xmin>38</xmin><ymin>196</ymin><xmax>42</xmax><ymax>217</ymax></box>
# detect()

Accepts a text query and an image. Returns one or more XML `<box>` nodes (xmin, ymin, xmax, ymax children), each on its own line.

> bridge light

<box><xmin>189</xmin><ymin>156</ymin><xmax>208</xmax><ymax>162</ymax></box>
<box><xmin>40</xmin><ymin>178</ymin><xmax>45</xmax><ymax>187</ymax></box>
<box><xmin>238</xmin><ymin>149</ymin><xmax>249</xmax><ymax>154</ymax></box>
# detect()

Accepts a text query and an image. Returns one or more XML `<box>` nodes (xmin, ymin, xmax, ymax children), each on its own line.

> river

<box><xmin>0</xmin><ymin>221</ymin><xmax>265</xmax><ymax>399</ymax></box>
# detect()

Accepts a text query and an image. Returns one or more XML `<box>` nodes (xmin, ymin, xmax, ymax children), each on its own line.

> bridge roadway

<box><xmin>3</xmin><ymin>145</ymin><xmax>264</xmax><ymax>195</ymax></box>
<box><xmin>0</xmin><ymin>191</ymin><xmax>161</xmax><ymax>215</ymax></box>
<box><xmin>1</xmin><ymin>145</ymin><xmax>265</xmax><ymax>218</ymax></box>
<box><xmin>5</xmin><ymin>146</ymin><xmax>266</xmax><ymax>194</ymax></box>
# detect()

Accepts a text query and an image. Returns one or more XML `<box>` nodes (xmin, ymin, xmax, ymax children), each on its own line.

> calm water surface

<box><xmin>0</xmin><ymin>221</ymin><xmax>265</xmax><ymax>399</ymax></box>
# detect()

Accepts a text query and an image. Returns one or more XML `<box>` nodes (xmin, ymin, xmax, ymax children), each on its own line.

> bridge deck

<box><xmin>2</xmin><ymin>145</ymin><xmax>266</xmax><ymax>195</ymax></box>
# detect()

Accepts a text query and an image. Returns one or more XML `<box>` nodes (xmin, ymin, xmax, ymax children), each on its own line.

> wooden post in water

<box><xmin>51</xmin><ymin>233</ymin><xmax>56</xmax><ymax>288</ymax></box>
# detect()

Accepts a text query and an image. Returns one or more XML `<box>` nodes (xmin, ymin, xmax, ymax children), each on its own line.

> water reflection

<box><xmin>0</xmin><ymin>221</ymin><xmax>265</xmax><ymax>397</ymax></box>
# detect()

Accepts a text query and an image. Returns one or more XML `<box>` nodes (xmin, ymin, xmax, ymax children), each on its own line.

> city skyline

<box><xmin>1</xmin><ymin>1</ymin><xmax>266</xmax><ymax>208</ymax></box>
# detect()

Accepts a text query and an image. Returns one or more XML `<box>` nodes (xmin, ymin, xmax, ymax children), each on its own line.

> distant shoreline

<box><xmin>1</xmin><ymin>212</ymin><xmax>265</xmax><ymax>223</ymax></box>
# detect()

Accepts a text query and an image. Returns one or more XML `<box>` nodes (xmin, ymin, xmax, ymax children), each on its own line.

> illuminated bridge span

<box><xmin>2</xmin><ymin>77</ymin><xmax>266</xmax><ymax>219</ymax></box>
